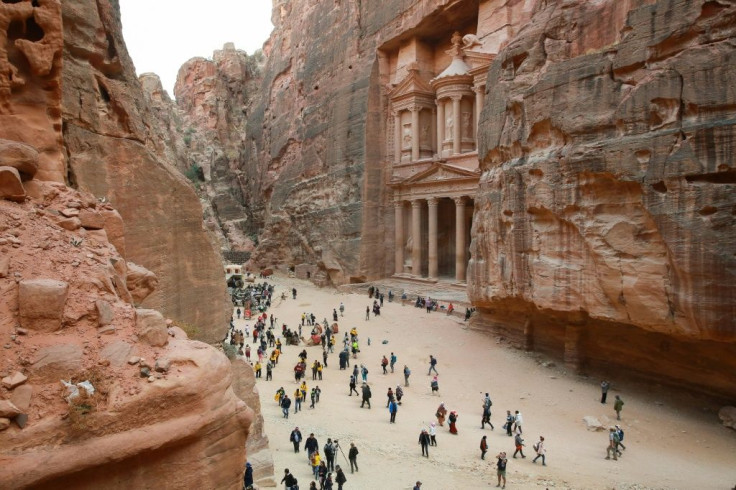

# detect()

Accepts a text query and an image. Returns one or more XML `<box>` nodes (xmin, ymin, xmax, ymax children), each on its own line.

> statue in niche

<box><xmin>404</xmin><ymin>234</ymin><xmax>413</xmax><ymax>265</ymax></box>
<box><xmin>462</xmin><ymin>112</ymin><xmax>472</xmax><ymax>139</ymax></box>
<box><xmin>445</xmin><ymin>110</ymin><xmax>453</xmax><ymax>137</ymax></box>
<box><xmin>421</xmin><ymin>122</ymin><xmax>430</xmax><ymax>145</ymax></box>
<box><xmin>403</xmin><ymin>124</ymin><xmax>412</xmax><ymax>149</ymax></box>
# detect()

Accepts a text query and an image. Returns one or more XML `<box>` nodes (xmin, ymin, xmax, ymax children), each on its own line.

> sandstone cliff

<box><xmin>60</xmin><ymin>0</ymin><xmax>229</xmax><ymax>344</ymax></box>
<box><xmin>469</xmin><ymin>0</ymin><xmax>736</xmax><ymax>397</ymax></box>
<box><xmin>0</xmin><ymin>181</ymin><xmax>251</xmax><ymax>489</ymax></box>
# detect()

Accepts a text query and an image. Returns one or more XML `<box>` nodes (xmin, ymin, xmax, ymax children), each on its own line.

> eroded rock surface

<box><xmin>469</xmin><ymin>0</ymin><xmax>736</xmax><ymax>397</ymax></box>
<box><xmin>60</xmin><ymin>0</ymin><xmax>229</xmax><ymax>344</ymax></box>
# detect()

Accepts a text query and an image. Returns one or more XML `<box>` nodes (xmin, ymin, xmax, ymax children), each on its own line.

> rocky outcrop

<box><xmin>469</xmin><ymin>0</ymin><xmax>736</xmax><ymax>398</ymax></box>
<box><xmin>167</xmin><ymin>43</ymin><xmax>263</xmax><ymax>254</ymax></box>
<box><xmin>0</xmin><ymin>181</ymin><xmax>251</xmax><ymax>489</ymax></box>
<box><xmin>60</xmin><ymin>0</ymin><xmax>229</xmax><ymax>344</ymax></box>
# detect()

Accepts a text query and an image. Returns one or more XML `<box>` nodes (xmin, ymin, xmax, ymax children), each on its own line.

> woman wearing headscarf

<box><xmin>449</xmin><ymin>410</ymin><xmax>459</xmax><ymax>434</ymax></box>
<box><xmin>435</xmin><ymin>402</ymin><xmax>447</xmax><ymax>426</ymax></box>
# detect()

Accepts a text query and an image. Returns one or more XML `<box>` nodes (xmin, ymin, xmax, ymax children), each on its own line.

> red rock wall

<box><xmin>470</xmin><ymin>0</ymin><xmax>736</xmax><ymax>398</ymax></box>
<box><xmin>60</xmin><ymin>0</ymin><xmax>229</xmax><ymax>343</ymax></box>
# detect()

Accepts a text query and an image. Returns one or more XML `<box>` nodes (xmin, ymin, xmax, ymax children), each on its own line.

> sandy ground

<box><xmin>234</xmin><ymin>275</ymin><xmax>736</xmax><ymax>490</ymax></box>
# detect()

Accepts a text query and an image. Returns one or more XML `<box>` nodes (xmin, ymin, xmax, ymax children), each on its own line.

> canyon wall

<box><xmin>60</xmin><ymin>0</ymin><xmax>229</xmax><ymax>344</ymax></box>
<box><xmin>469</xmin><ymin>0</ymin><xmax>736</xmax><ymax>397</ymax></box>
<box><xmin>0</xmin><ymin>1</ymin><xmax>255</xmax><ymax>488</ymax></box>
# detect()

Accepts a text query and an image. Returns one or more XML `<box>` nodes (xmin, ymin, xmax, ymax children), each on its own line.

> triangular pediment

<box><xmin>389</xmin><ymin>70</ymin><xmax>434</xmax><ymax>100</ymax></box>
<box><xmin>401</xmin><ymin>162</ymin><xmax>480</xmax><ymax>185</ymax></box>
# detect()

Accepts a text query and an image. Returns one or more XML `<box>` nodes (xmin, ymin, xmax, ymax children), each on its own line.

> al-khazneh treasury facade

<box><xmin>376</xmin><ymin>3</ymin><xmax>520</xmax><ymax>284</ymax></box>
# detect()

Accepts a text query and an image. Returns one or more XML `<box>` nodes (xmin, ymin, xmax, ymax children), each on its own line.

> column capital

<box><xmin>393</xmin><ymin>200</ymin><xmax>404</xmax><ymax>208</ymax></box>
<box><xmin>411</xmin><ymin>199</ymin><xmax>423</xmax><ymax>208</ymax></box>
<box><xmin>453</xmin><ymin>196</ymin><xmax>467</xmax><ymax>206</ymax></box>
<box><xmin>391</xmin><ymin>110</ymin><xmax>401</xmax><ymax>118</ymax></box>
<box><xmin>409</xmin><ymin>104</ymin><xmax>422</xmax><ymax>113</ymax></box>
<box><xmin>450</xmin><ymin>94</ymin><xmax>463</xmax><ymax>102</ymax></box>
<box><xmin>427</xmin><ymin>197</ymin><xmax>439</xmax><ymax>206</ymax></box>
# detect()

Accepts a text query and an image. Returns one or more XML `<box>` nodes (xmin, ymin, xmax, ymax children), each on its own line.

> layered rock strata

<box><xmin>60</xmin><ymin>0</ymin><xmax>229</xmax><ymax>343</ymax></box>
<box><xmin>469</xmin><ymin>0</ymin><xmax>736</xmax><ymax>398</ymax></box>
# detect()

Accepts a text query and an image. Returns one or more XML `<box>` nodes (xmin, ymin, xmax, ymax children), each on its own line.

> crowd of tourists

<box><xmin>231</xmin><ymin>281</ymin><xmax>628</xmax><ymax>490</ymax></box>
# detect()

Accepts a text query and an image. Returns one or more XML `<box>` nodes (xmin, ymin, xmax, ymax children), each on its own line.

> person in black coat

<box><xmin>418</xmin><ymin>429</ymin><xmax>431</xmax><ymax>457</ymax></box>
<box><xmin>305</xmin><ymin>433</ymin><xmax>320</xmax><ymax>460</ymax></box>
<box><xmin>243</xmin><ymin>462</ymin><xmax>253</xmax><ymax>489</ymax></box>
<box><xmin>290</xmin><ymin>427</ymin><xmax>302</xmax><ymax>453</ymax></box>
<box><xmin>335</xmin><ymin>466</ymin><xmax>347</xmax><ymax>490</ymax></box>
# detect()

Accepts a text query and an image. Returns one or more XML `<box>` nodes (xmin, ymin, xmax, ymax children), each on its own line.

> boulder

<box><xmin>30</xmin><ymin>344</ymin><xmax>83</xmax><ymax>383</ymax></box>
<box><xmin>95</xmin><ymin>299</ymin><xmax>114</xmax><ymax>327</ymax></box>
<box><xmin>79</xmin><ymin>209</ymin><xmax>105</xmax><ymax>229</ymax></box>
<box><xmin>0</xmin><ymin>140</ymin><xmax>39</xmax><ymax>180</ymax></box>
<box><xmin>10</xmin><ymin>385</ymin><xmax>33</xmax><ymax>412</ymax></box>
<box><xmin>719</xmin><ymin>406</ymin><xmax>736</xmax><ymax>430</ymax></box>
<box><xmin>0</xmin><ymin>400</ymin><xmax>21</xmax><ymax>418</ymax></box>
<box><xmin>2</xmin><ymin>371</ymin><xmax>28</xmax><ymax>390</ymax></box>
<box><xmin>126</xmin><ymin>263</ymin><xmax>158</xmax><ymax>304</ymax></box>
<box><xmin>583</xmin><ymin>416</ymin><xmax>605</xmax><ymax>431</ymax></box>
<box><xmin>57</xmin><ymin>217</ymin><xmax>81</xmax><ymax>231</ymax></box>
<box><xmin>135</xmin><ymin>308</ymin><xmax>168</xmax><ymax>347</ymax></box>
<box><xmin>18</xmin><ymin>279</ymin><xmax>69</xmax><ymax>332</ymax></box>
<box><xmin>100</xmin><ymin>341</ymin><xmax>133</xmax><ymax>368</ymax></box>
<box><xmin>154</xmin><ymin>357</ymin><xmax>171</xmax><ymax>373</ymax></box>
<box><xmin>0</xmin><ymin>166</ymin><xmax>26</xmax><ymax>202</ymax></box>
<box><xmin>0</xmin><ymin>418</ymin><xmax>9</xmax><ymax>431</ymax></box>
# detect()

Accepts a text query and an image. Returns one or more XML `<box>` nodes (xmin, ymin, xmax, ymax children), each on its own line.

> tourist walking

<box><xmin>335</xmin><ymin>465</ymin><xmax>347</xmax><ymax>490</ymax></box>
<box><xmin>365</xmin><ymin>306</ymin><xmax>370</xmax><ymax>320</ymax></box>
<box><xmin>361</xmin><ymin>383</ymin><xmax>372</xmax><ymax>408</ymax></box>
<box><xmin>305</xmin><ymin>433</ymin><xmax>319</xmax><ymax>462</ymax></box>
<box><xmin>480</xmin><ymin>435</ymin><xmax>488</xmax><ymax>459</ymax></box>
<box><xmin>513</xmin><ymin>433</ymin><xmax>526</xmax><ymax>458</ymax></box>
<box><xmin>395</xmin><ymin>385</ymin><xmax>403</xmax><ymax>405</ymax></box>
<box><xmin>449</xmin><ymin>410</ymin><xmax>459</xmax><ymax>434</ymax></box>
<box><xmin>381</xmin><ymin>355</ymin><xmax>389</xmax><ymax>374</ymax></box>
<box><xmin>386</xmin><ymin>387</ymin><xmax>395</xmax><ymax>407</ymax></box>
<box><xmin>605</xmin><ymin>427</ymin><xmax>621</xmax><ymax>460</ymax></box>
<box><xmin>389</xmin><ymin>399</ymin><xmax>398</xmax><ymax>423</ymax></box>
<box><xmin>339</xmin><ymin>302</ymin><xmax>345</xmax><ymax>316</ymax></box>
<box><xmin>310</xmin><ymin>451</ymin><xmax>321</xmax><ymax>480</ymax></box>
<box><xmin>430</xmin><ymin>375</ymin><xmax>439</xmax><ymax>395</ymax></box>
<box><xmin>281</xmin><ymin>468</ymin><xmax>298</xmax><ymax>490</ymax></box>
<box><xmin>281</xmin><ymin>395</ymin><xmax>291</xmax><ymax>419</ymax></box>
<box><xmin>403</xmin><ymin>365</ymin><xmax>411</xmax><ymax>386</ymax></box>
<box><xmin>429</xmin><ymin>422</ymin><xmax>437</xmax><ymax>446</ymax></box>
<box><xmin>418</xmin><ymin>428</ymin><xmax>431</xmax><ymax>457</ymax></box>
<box><xmin>615</xmin><ymin>425</ymin><xmax>627</xmax><ymax>450</ymax></box>
<box><xmin>348</xmin><ymin>443</ymin><xmax>359</xmax><ymax>473</ymax></box>
<box><xmin>290</xmin><ymin>427</ymin><xmax>302</xmax><ymax>453</ymax></box>
<box><xmin>349</xmin><ymin>374</ymin><xmax>359</xmax><ymax>396</ymax></box>
<box><xmin>293</xmin><ymin>388</ymin><xmax>302</xmax><ymax>413</ymax></box>
<box><xmin>614</xmin><ymin>395</ymin><xmax>624</xmax><ymax>420</ymax></box>
<box><xmin>505</xmin><ymin>410</ymin><xmax>514</xmax><ymax>436</ymax></box>
<box><xmin>361</xmin><ymin>364</ymin><xmax>368</xmax><ymax>383</ymax></box>
<box><xmin>324</xmin><ymin>439</ymin><xmax>336</xmax><ymax>472</ymax></box>
<box><xmin>427</xmin><ymin>355</ymin><xmax>438</xmax><ymax>375</ymax></box>
<box><xmin>514</xmin><ymin>410</ymin><xmax>523</xmax><ymax>434</ymax></box>
<box><xmin>532</xmin><ymin>436</ymin><xmax>546</xmax><ymax>465</ymax></box>
<box><xmin>482</xmin><ymin>393</ymin><xmax>494</xmax><ymax>430</ymax></box>
<box><xmin>390</xmin><ymin>352</ymin><xmax>397</xmax><ymax>373</ymax></box>
<box><xmin>496</xmin><ymin>452</ymin><xmax>508</xmax><ymax>489</ymax></box>
<box><xmin>600</xmin><ymin>380</ymin><xmax>610</xmax><ymax>403</ymax></box>
<box><xmin>436</xmin><ymin>403</ymin><xmax>447</xmax><ymax>426</ymax></box>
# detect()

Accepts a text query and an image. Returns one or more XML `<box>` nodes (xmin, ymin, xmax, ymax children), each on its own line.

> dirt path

<box><xmin>234</xmin><ymin>275</ymin><xmax>736</xmax><ymax>489</ymax></box>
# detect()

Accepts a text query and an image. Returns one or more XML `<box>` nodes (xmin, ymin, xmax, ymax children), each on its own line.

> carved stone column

<box><xmin>411</xmin><ymin>199</ymin><xmax>422</xmax><ymax>277</ymax></box>
<box><xmin>431</xmin><ymin>107</ymin><xmax>437</xmax><ymax>156</ymax></box>
<box><xmin>452</xmin><ymin>96</ymin><xmax>462</xmax><ymax>155</ymax></box>
<box><xmin>454</xmin><ymin>196</ymin><xmax>466</xmax><ymax>281</ymax></box>
<box><xmin>393</xmin><ymin>111</ymin><xmax>401</xmax><ymax>164</ymax></box>
<box><xmin>474</xmin><ymin>87</ymin><xmax>484</xmax><ymax>128</ymax></box>
<box><xmin>427</xmin><ymin>197</ymin><xmax>439</xmax><ymax>280</ymax></box>
<box><xmin>394</xmin><ymin>201</ymin><xmax>404</xmax><ymax>275</ymax></box>
<box><xmin>436</xmin><ymin>100</ymin><xmax>444</xmax><ymax>156</ymax></box>
<box><xmin>411</xmin><ymin>106</ymin><xmax>420</xmax><ymax>162</ymax></box>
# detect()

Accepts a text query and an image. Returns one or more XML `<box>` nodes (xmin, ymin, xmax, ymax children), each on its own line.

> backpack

<box><xmin>533</xmin><ymin>442</ymin><xmax>539</xmax><ymax>452</ymax></box>
<box><xmin>613</xmin><ymin>432</ymin><xmax>621</xmax><ymax>443</ymax></box>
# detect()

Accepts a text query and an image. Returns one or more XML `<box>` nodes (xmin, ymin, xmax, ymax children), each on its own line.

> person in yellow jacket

<box><xmin>311</xmin><ymin>450</ymin><xmax>321</xmax><ymax>479</ymax></box>
<box><xmin>300</xmin><ymin>381</ymin><xmax>308</xmax><ymax>401</ymax></box>
<box><xmin>254</xmin><ymin>361</ymin><xmax>262</xmax><ymax>378</ymax></box>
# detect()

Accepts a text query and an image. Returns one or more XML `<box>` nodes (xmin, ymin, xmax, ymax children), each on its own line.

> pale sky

<box><xmin>119</xmin><ymin>1</ymin><xmax>274</xmax><ymax>97</ymax></box>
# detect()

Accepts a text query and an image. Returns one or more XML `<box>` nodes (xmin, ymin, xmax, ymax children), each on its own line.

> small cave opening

<box><xmin>32</xmin><ymin>0</ymin><xmax>40</xmax><ymax>6</ymax></box>
<box><xmin>98</xmin><ymin>82</ymin><xmax>111</xmax><ymax>103</ymax></box>
<box><xmin>2</xmin><ymin>0</ymin><xmax>25</xmax><ymax>4</ymax></box>
<box><xmin>106</xmin><ymin>32</ymin><xmax>117</xmax><ymax>60</ymax></box>
<box><xmin>7</xmin><ymin>15</ymin><xmax>45</xmax><ymax>42</ymax></box>
<box><xmin>651</xmin><ymin>181</ymin><xmax>667</xmax><ymax>193</ymax></box>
